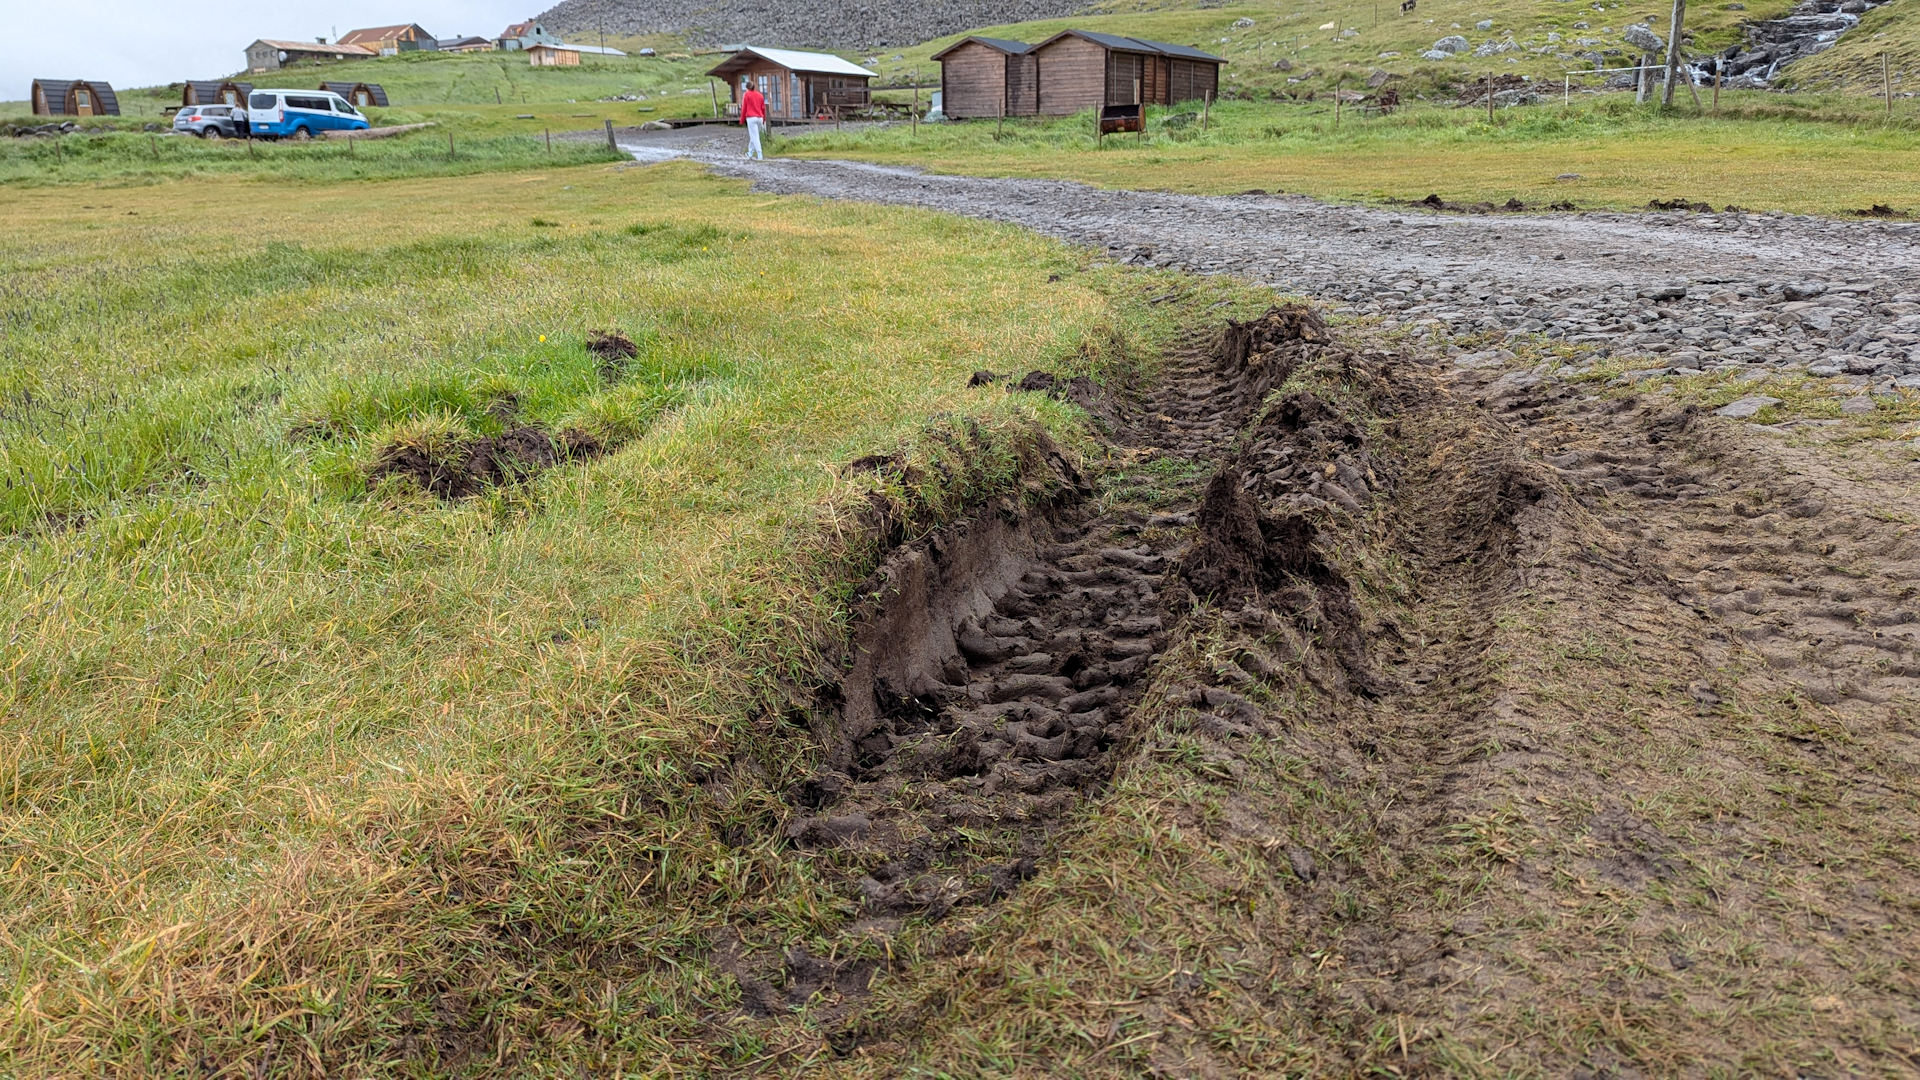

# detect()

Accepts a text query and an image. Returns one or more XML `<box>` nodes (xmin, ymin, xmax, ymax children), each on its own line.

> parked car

<box><xmin>172</xmin><ymin>104</ymin><xmax>246</xmax><ymax>139</ymax></box>
<box><xmin>245</xmin><ymin>90</ymin><xmax>370</xmax><ymax>140</ymax></box>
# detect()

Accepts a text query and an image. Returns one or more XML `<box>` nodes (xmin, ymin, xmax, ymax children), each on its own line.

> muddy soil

<box><xmin>370</xmin><ymin>425</ymin><xmax>604</xmax><ymax>499</ymax></box>
<box><xmin>777</xmin><ymin>313</ymin><xmax>1920</xmax><ymax>1075</ymax></box>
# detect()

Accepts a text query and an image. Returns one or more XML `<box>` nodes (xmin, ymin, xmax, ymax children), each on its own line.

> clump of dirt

<box><xmin>370</xmin><ymin>425</ymin><xmax>606</xmax><ymax>499</ymax></box>
<box><xmin>1648</xmin><ymin>197</ymin><xmax>1716</xmax><ymax>212</ymax></box>
<box><xmin>1008</xmin><ymin>369</ymin><xmax>1120</xmax><ymax>428</ymax></box>
<box><xmin>1855</xmin><ymin>203</ymin><xmax>1908</xmax><ymax>219</ymax></box>
<box><xmin>586</xmin><ymin>329</ymin><xmax>638</xmax><ymax>380</ymax></box>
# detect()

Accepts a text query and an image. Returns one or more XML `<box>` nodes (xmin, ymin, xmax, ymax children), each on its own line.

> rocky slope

<box><xmin>537</xmin><ymin>0</ymin><xmax>1094</xmax><ymax>51</ymax></box>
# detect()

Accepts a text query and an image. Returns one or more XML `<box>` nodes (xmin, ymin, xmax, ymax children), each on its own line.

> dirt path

<box><xmin>696</xmin><ymin>305</ymin><xmax>1920</xmax><ymax>1074</ymax></box>
<box><xmin>622</xmin><ymin>129</ymin><xmax>1920</xmax><ymax>389</ymax></box>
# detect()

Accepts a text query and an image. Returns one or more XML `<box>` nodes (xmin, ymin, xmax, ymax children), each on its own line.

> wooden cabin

<box><xmin>244</xmin><ymin>39</ymin><xmax>375</xmax><ymax>73</ymax></box>
<box><xmin>932</xmin><ymin>37</ymin><xmax>1035</xmax><ymax>119</ymax></box>
<box><xmin>1026</xmin><ymin>31</ymin><xmax>1224</xmax><ymax>116</ymax></box>
<box><xmin>30</xmin><ymin>79</ymin><xmax>120</xmax><ymax>117</ymax></box>
<box><xmin>527</xmin><ymin>44</ymin><xmax>580</xmax><ymax>67</ymax></box>
<box><xmin>182</xmin><ymin>80</ymin><xmax>252</xmax><ymax>107</ymax></box>
<box><xmin>337</xmin><ymin>24</ymin><xmax>436</xmax><ymax>54</ymax></box>
<box><xmin>706</xmin><ymin>47</ymin><xmax>876</xmax><ymax>121</ymax></box>
<box><xmin>319</xmin><ymin>81</ymin><xmax>389</xmax><ymax>107</ymax></box>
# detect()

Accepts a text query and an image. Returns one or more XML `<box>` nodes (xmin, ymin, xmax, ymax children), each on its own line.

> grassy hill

<box><xmin>869</xmin><ymin>0</ymin><xmax>1802</xmax><ymax>98</ymax></box>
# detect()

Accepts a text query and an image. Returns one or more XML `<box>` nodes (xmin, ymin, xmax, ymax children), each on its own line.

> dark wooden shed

<box><xmin>319</xmin><ymin>81</ymin><xmax>390</xmax><ymax>107</ymax></box>
<box><xmin>1026</xmin><ymin>31</ymin><xmax>1224</xmax><ymax>116</ymax></box>
<box><xmin>31</xmin><ymin>79</ymin><xmax>120</xmax><ymax>117</ymax></box>
<box><xmin>932</xmin><ymin>37</ymin><xmax>1037</xmax><ymax>119</ymax></box>
<box><xmin>707</xmin><ymin>47</ymin><xmax>876</xmax><ymax>121</ymax></box>
<box><xmin>183</xmin><ymin>80</ymin><xmax>253</xmax><ymax>107</ymax></box>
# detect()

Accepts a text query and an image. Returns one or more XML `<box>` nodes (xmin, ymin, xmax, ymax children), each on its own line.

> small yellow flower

<box><xmin>538</xmin><ymin>334</ymin><xmax>547</xmax><ymax>342</ymax></box>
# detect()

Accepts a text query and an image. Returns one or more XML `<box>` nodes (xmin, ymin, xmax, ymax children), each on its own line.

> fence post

<box><xmin>545</xmin><ymin>127</ymin><xmax>551</xmax><ymax>152</ymax></box>
<box><xmin>605</xmin><ymin>118</ymin><xmax>615</xmax><ymax>151</ymax></box>
<box><xmin>1713</xmin><ymin>68</ymin><xmax>1721</xmax><ymax>112</ymax></box>
<box><xmin>912</xmin><ymin>71</ymin><xmax>919</xmax><ymax>136</ymax></box>
<box><xmin>448</xmin><ymin>130</ymin><xmax>455</xmax><ymax>160</ymax></box>
<box><xmin>149</xmin><ymin>133</ymin><xmax>159</xmax><ymax>160</ymax></box>
<box><xmin>348</xmin><ymin>134</ymin><xmax>355</xmax><ymax>155</ymax></box>
<box><xmin>1886</xmin><ymin>52</ymin><xmax>1894</xmax><ymax>115</ymax></box>
<box><xmin>1565</xmin><ymin>73</ymin><xmax>1570</xmax><ymax>106</ymax></box>
<box><xmin>1487</xmin><ymin>72</ymin><xmax>1495</xmax><ymax>122</ymax></box>
<box><xmin>1334</xmin><ymin>79</ymin><xmax>1341</xmax><ymax>128</ymax></box>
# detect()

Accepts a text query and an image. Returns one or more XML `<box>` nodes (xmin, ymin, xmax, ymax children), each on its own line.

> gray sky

<box><xmin>3</xmin><ymin>0</ymin><xmax>541</xmax><ymax>98</ymax></box>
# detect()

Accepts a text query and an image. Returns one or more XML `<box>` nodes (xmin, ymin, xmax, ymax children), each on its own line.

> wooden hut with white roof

<box><xmin>706</xmin><ymin>47</ymin><xmax>875</xmax><ymax>120</ymax></box>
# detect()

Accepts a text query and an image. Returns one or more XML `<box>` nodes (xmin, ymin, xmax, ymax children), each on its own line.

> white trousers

<box><xmin>745</xmin><ymin>117</ymin><xmax>764</xmax><ymax>159</ymax></box>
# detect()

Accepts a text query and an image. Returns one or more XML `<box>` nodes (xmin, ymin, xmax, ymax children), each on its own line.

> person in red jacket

<box><xmin>740</xmin><ymin>80</ymin><xmax>767</xmax><ymax>160</ymax></box>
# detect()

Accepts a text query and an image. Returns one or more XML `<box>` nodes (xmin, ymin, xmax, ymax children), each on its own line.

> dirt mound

<box><xmin>370</xmin><ymin>425</ymin><xmax>605</xmax><ymax>499</ymax></box>
<box><xmin>586</xmin><ymin>329</ymin><xmax>638</xmax><ymax>380</ymax></box>
<box><xmin>1648</xmin><ymin>196</ymin><xmax>1717</xmax><ymax>212</ymax></box>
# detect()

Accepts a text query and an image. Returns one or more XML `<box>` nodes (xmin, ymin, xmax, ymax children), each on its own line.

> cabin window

<box><xmin>74</xmin><ymin>88</ymin><xmax>91</xmax><ymax>108</ymax></box>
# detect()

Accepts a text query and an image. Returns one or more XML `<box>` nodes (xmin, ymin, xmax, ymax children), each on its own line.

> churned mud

<box><xmin>709</xmin><ymin>304</ymin><xmax>1920</xmax><ymax>1074</ymax></box>
<box><xmin>370</xmin><ymin>426</ymin><xmax>605</xmax><ymax>499</ymax></box>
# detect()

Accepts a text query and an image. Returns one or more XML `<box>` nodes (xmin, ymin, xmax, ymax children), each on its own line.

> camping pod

<box><xmin>183</xmin><ymin>80</ymin><xmax>253</xmax><ymax>107</ymax></box>
<box><xmin>31</xmin><ymin>78</ymin><xmax>120</xmax><ymax>116</ymax></box>
<box><xmin>319</xmin><ymin>81</ymin><xmax>390</xmax><ymax>107</ymax></box>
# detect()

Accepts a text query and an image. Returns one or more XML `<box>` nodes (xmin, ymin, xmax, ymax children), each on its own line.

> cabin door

<box><xmin>73</xmin><ymin>86</ymin><xmax>94</xmax><ymax>116</ymax></box>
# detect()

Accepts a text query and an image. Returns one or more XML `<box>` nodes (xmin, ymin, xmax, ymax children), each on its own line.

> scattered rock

<box><xmin>1714</xmin><ymin>395</ymin><xmax>1781</xmax><ymax>419</ymax></box>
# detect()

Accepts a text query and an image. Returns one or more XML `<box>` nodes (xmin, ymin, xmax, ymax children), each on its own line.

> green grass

<box><xmin>781</xmin><ymin>94</ymin><xmax>1920</xmax><ymax>213</ymax></box>
<box><xmin>0</xmin><ymin>126</ymin><xmax>624</xmax><ymax>186</ymax></box>
<box><xmin>0</xmin><ymin>155</ymin><xmax>1259</xmax><ymax>1075</ymax></box>
<box><xmin>866</xmin><ymin>0</ymin><xmax>1801</xmax><ymax>97</ymax></box>
<box><xmin>1782</xmin><ymin>0</ymin><xmax>1920</xmax><ymax>91</ymax></box>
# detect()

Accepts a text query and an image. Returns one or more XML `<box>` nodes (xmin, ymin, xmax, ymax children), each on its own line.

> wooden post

<box><xmin>1334</xmin><ymin>79</ymin><xmax>1341</xmax><ymax>127</ymax></box>
<box><xmin>1661</xmin><ymin>0</ymin><xmax>1686</xmax><ymax>108</ymax></box>
<box><xmin>1636</xmin><ymin>54</ymin><xmax>1650</xmax><ymax>104</ymax></box>
<box><xmin>1713</xmin><ymin>67</ymin><xmax>1721</xmax><ymax>111</ymax></box>
<box><xmin>448</xmin><ymin>130</ymin><xmax>455</xmax><ymax>160</ymax></box>
<box><xmin>1202</xmin><ymin>89</ymin><xmax>1212</xmax><ymax>132</ymax></box>
<box><xmin>1885</xmin><ymin>52</ymin><xmax>1894</xmax><ymax>115</ymax></box>
<box><xmin>998</xmin><ymin>114</ymin><xmax>1004</xmax><ymax>138</ymax></box>
<box><xmin>912</xmin><ymin>71</ymin><xmax>919</xmax><ymax>136</ymax></box>
<box><xmin>1565</xmin><ymin>73</ymin><xmax>1570</xmax><ymax>106</ymax></box>
<box><xmin>348</xmin><ymin>134</ymin><xmax>355</xmax><ymax>155</ymax></box>
<box><xmin>149</xmin><ymin>133</ymin><xmax>159</xmax><ymax>160</ymax></box>
<box><xmin>55</xmin><ymin>139</ymin><xmax>62</xmax><ymax>165</ymax></box>
<box><xmin>495</xmin><ymin>87</ymin><xmax>502</xmax><ymax>104</ymax></box>
<box><xmin>1487</xmin><ymin>72</ymin><xmax>1495</xmax><ymax>121</ymax></box>
<box><xmin>246</xmin><ymin>137</ymin><xmax>253</xmax><ymax>159</ymax></box>
<box><xmin>545</xmin><ymin>127</ymin><xmax>551</xmax><ymax>152</ymax></box>
<box><xmin>710</xmin><ymin>81</ymin><xmax>719</xmax><ymax>118</ymax></box>
<box><xmin>604</xmin><ymin>118</ymin><xmax>615</xmax><ymax>151</ymax></box>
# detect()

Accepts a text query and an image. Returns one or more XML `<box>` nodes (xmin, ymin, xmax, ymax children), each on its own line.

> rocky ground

<box><xmin>539</xmin><ymin>0</ymin><xmax>1090</xmax><ymax>51</ymax></box>
<box><xmin>621</xmin><ymin>127</ymin><xmax>1920</xmax><ymax>408</ymax></box>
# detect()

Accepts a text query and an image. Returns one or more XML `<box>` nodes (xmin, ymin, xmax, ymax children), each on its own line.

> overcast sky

<box><xmin>3</xmin><ymin>0</ymin><xmax>541</xmax><ymax>97</ymax></box>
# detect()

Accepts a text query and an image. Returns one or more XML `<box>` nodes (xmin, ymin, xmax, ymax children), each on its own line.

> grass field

<box><xmin>0</xmin><ymin>155</ymin><xmax>1257</xmax><ymax>1074</ymax></box>
<box><xmin>785</xmin><ymin>94</ymin><xmax>1920</xmax><ymax>214</ymax></box>
<box><xmin>867</xmin><ymin>0</ymin><xmax>1805</xmax><ymax>96</ymax></box>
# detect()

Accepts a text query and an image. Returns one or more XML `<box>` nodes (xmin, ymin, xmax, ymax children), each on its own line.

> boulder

<box><xmin>1430</xmin><ymin>34</ymin><xmax>1471</xmax><ymax>54</ymax></box>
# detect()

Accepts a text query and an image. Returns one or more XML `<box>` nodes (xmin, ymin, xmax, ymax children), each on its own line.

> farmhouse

<box><xmin>496</xmin><ymin>20</ymin><xmax>563</xmax><ymax>51</ymax></box>
<box><xmin>437</xmin><ymin>36</ymin><xmax>494</xmax><ymax>53</ymax></box>
<box><xmin>245</xmin><ymin>39</ymin><xmax>375</xmax><ymax>72</ymax></box>
<box><xmin>337</xmin><ymin>24</ymin><xmax>437</xmax><ymax>55</ymax></box>
<box><xmin>30</xmin><ymin>79</ymin><xmax>120</xmax><ymax>116</ymax></box>
<box><xmin>319</xmin><ymin>81</ymin><xmax>390</xmax><ymax>107</ymax></box>
<box><xmin>1025</xmin><ymin>31</ymin><xmax>1224</xmax><ymax>116</ymax></box>
<box><xmin>706</xmin><ymin>47</ymin><xmax>874</xmax><ymax>121</ymax></box>
<box><xmin>931</xmin><ymin>37</ymin><xmax>1035</xmax><ymax>120</ymax></box>
<box><xmin>527</xmin><ymin>44</ymin><xmax>580</xmax><ymax>66</ymax></box>
<box><xmin>182</xmin><ymin>80</ymin><xmax>252</xmax><ymax>107</ymax></box>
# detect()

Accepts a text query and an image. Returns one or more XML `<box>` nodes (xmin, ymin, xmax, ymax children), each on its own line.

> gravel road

<box><xmin>623</xmin><ymin>128</ymin><xmax>1920</xmax><ymax>390</ymax></box>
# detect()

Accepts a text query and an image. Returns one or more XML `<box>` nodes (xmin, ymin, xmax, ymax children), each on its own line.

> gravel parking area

<box><xmin>622</xmin><ymin>128</ymin><xmax>1920</xmax><ymax>392</ymax></box>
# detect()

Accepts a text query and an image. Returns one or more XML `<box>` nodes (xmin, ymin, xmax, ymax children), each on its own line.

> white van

<box><xmin>246</xmin><ymin>89</ymin><xmax>370</xmax><ymax>140</ymax></box>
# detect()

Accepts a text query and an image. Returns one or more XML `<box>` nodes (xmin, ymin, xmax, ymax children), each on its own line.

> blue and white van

<box><xmin>247</xmin><ymin>90</ymin><xmax>370</xmax><ymax>140</ymax></box>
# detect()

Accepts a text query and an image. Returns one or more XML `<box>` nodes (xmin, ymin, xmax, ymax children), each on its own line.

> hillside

<box><xmin>538</xmin><ymin>0</ymin><xmax>1095</xmax><ymax>50</ymax></box>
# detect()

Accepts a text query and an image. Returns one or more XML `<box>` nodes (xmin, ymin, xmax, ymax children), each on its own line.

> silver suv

<box><xmin>172</xmin><ymin>104</ymin><xmax>247</xmax><ymax>139</ymax></box>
